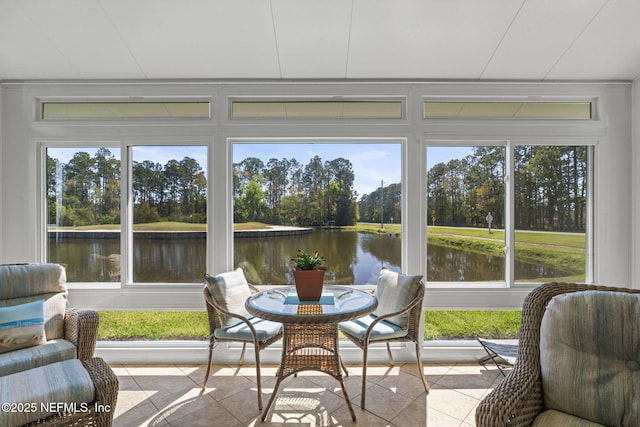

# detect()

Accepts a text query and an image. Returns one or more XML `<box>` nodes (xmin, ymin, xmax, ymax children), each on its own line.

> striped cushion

<box><xmin>373</xmin><ymin>269</ymin><xmax>422</xmax><ymax>328</ymax></box>
<box><xmin>214</xmin><ymin>317</ymin><xmax>282</xmax><ymax>342</ymax></box>
<box><xmin>205</xmin><ymin>269</ymin><xmax>252</xmax><ymax>328</ymax></box>
<box><xmin>0</xmin><ymin>359</ymin><xmax>95</xmax><ymax>426</ymax></box>
<box><xmin>0</xmin><ymin>339</ymin><xmax>77</xmax><ymax>377</ymax></box>
<box><xmin>532</xmin><ymin>409</ymin><xmax>606</xmax><ymax>427</ymax></box>
<box><xmin>0</xmin><ymin>300</ymin><xmax>46</xmax><ymax>354</ymax></box>
<box><xmin>0</xmin><ymin>264</ymin><xmax>68</xmax><ymax>340</ymax></box>
<box><xmin>339</xmin><ymin>314</ymin><xmax>408</xmax><ymax>341</ymax></box>
<box><xmin>540</xmin><ymin>291</ymin><xmax>640</xmax><ymax>426</ymax></box>
<box><xmin>0</xmin><ymin>264</ymin><xmax>67</xmax><ymax>300</ymax></box>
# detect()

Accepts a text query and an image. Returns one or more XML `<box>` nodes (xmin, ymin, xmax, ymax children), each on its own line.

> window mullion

<box><xmin>122</xmin><ymin>145</ymin><xmax>133</xmax><ymax>286</ymax></box>
<box><xmin>505</xmin><ymin>142</ymin><xmax>515</xmax><ymax>286</ymax></box>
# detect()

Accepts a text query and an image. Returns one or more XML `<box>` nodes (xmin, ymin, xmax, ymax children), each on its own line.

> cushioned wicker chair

<box><xmin>1</xmin><ymin>263</ymin><xmax>116</xmax><ymax>426</ymax></box>
<box><xmin>338</xmin><ymin>269</ymin><xmax>429</xmax><ymax>409</ymax></box>
<box><xmin>202</xmin><ymin>268</ymin><xmax>283</xmax><ymax>410</ymax></box>
<box><xmin>0</xmin><ymin>263</ymin><xmax>99</xmax><ymax>376</ymax></box>
<box><xmin>476</xmin><ymin>282</ymin><xmax>640</xmax><ymax>427</ymax></box>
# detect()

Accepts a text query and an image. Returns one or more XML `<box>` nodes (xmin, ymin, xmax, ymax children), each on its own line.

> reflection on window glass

<box><xmin>426</xmin><ymin>146</ymin><xmax>506</xmax><ymax>282</ymax></box>
<box><xmin>514</xmin><ymin>146</ymin><xmax>587</xmax><ymax>282</ymax></box>
<box><xmin>423</xmin><ymin>102</ymin><xmax>591</xmax><ymax>119</ymax></box>
<box><xmin>42</xmin><ymin>102</ymin><xmax>211</xmax><ymax>120</ymax></box>
<box><xmin>231</xmin><ymin>101</ymin><xmax>403</xmax><ymax>119</ymax></box>
<box><xmin>131</xmin><ymin>146</ymin><xmax>208</xmax><ymax>283</ymax></box>
<box><xmin>47</xmin><ymin>147</ymin><xmax>121</xmax><ymax>282</ymax></box>
<box><xmin>232</xmin><ymin>143</ymin><xmax>402</xmax><ymax>285</ymax></box>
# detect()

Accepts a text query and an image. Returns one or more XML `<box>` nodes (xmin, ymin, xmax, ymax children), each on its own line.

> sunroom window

<box><xmin>425</xmin><ymin>143</ymin><xmax>591</xmax><ymax>286</ymax></box>
<box><xmin>46</xmin><ymin>147</ymin><xmax>122</xmax><ymax>282</ymax></box>
<box><xmin>231</xmin><ymin>100</ymin><xmax>403</xmax><ymax>119</ymax></box>
<box><xmin>46</xmin><ymin>145</ymin><xmax>208</xmax><ymax>284</ymax></box>
<box><xmin>426</xmin><ymin>145</ymin><xmax>506</xmax><ymax>282</ymax></box>
<box><xmin>514</xmin><ymin>145</ymin><xmax>589</xmax><ymax>283</ymax></box>
<box><xmin>41</xmin><ymin>101</ymin><xmax>211</xmax><ymax>120</ymax></box>
<box><xmin>131</xmin><ymin>146</ymin><xmax>208</xmax><ymax>283</ymax></box>
<box><xmin>423</xmin><ymin>101</ymin><xmax>592</xmax><ymax>119</ymax></box>
<box><xmin>231</xmin><ymin>141</ymin><xmax>402</xmax><ymax>285</ymax></box>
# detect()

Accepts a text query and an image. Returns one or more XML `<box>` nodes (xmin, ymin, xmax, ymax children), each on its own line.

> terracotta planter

<box><xmin>292</xmin><ymin>269</ymin><xmax>325</xmax><ymax>301</ymax></box>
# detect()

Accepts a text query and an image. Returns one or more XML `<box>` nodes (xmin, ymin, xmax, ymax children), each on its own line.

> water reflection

<box><xmin>48</xmin><ymin>231</ymin><xmax>570</xmax><ymax>283</ymax></box>
<box><xmin>234</xmin><ymin>230</ymin><xmax>399</xmax><ymax>285</ymax></box>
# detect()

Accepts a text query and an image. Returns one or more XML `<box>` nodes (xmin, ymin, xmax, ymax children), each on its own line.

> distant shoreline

<box><xmin>48</xmin><ymin>225</ymin><xmax>312</xmax><ymax>239</ymax></box>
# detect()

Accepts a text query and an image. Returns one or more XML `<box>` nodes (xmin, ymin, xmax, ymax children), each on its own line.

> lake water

<box><xmin>48</xmin><ymin>230</ymin><xmax>569</xmax><ymax>283</ymax></box>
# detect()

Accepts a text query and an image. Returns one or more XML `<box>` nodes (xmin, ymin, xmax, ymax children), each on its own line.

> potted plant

<box><xmin>291</xmin><ymin>249</ymin><xmax>326</xmax><ymax>301</ymax></box>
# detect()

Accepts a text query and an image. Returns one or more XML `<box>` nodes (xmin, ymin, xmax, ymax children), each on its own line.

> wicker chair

<box><xmin>1</xmin><ymin>264</ymin><xmax>116</xmax><ymax>426</ymax></box>
<box><xmin>338</xmin><ymin>269</ymin><xmax>429</xmax><ymax>409</ymax></box>
<box><xmin>0</xmin><ymin>263</ymin><xmax>99</xmax><ymax>376</ymax></box>
<box><xmin>201</xmin><ymin>269</ymin><xmax>282</xmax><ymax>410</ymax></box>
<box><xmin>476</xmin><ymin>282</ymin><xmax>640</xmax><ymax>427</ymax></box>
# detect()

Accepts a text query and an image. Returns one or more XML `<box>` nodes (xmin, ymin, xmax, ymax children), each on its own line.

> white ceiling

<box><xmin>1</xmin><ymin>0</ymin><xmax>639</xmax><ymax>82</ymax></box>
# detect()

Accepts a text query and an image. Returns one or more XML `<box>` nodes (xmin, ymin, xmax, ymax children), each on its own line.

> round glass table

<box><xmin>246</xmin><ymin>285</ymin><xmax>377</xmax><ymax>421</ymax></box>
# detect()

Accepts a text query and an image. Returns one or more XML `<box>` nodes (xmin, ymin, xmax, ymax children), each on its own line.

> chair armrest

<box><xmin>475</xmin><ymin>362</ymin><xmax>542</xmax><ymax>427</ymax></box>
<box><xmin>64</xmin><ymin>309</ymin><xmax>99</xmax><ymax>359</ymax></box>
<box><xmin>363</xmin><ymin>290</ymin><xmax>424</xmax><ymax>343</ymax></box>
<box><xmin>203</xmin><ymin>291</ymin><xmax>261</xmax><ymax>344</ymax></box>
<box><xmin>81</xmin><ymin>357</ymin><xmax>119</xmax><ymax>426</ymax></box>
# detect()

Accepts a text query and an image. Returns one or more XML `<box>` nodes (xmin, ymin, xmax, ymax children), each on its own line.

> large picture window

<box><xmin>232</xmin><ymin>142</ymin><xmax>402</xmax><ymax>286</ymax></box>
<box><xmin>46</xmin><ymin>145</ymin><xmax>208</xmax><ymax>284</ymax></box>
<box><xmin>426</xmin><ymin>143</ymin><xmax>591</xmax><ymax>285</ymax></box>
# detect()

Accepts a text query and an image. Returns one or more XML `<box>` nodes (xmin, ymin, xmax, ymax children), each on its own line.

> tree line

<box><xmin>47</xmin><ymin>145</ymin><xmax>587</xmax><ymax>232</ymax></box>
<box><xmin>47</xmin><ymin>148</ymin><xmax>206</xmax><ymax>226</ymax></box>
<box><xmin>427</xmin><ymin>146</ymin><xmax>587</xmax><ymax>232</ymax></box>
<box><xmin>233</xmin><ymin>155</ymin><xmax>357</xmax><ymax>226</ymax></box>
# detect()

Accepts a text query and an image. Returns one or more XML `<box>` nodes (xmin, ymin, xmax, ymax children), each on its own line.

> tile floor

<box><xmin>111</xmin><ymin>362</ymin><xmax>506</xmax><ymax>426</ymax></box>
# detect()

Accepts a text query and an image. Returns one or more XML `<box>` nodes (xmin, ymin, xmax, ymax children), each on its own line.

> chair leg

<box><xmin>340</xmin><ymin>356</ymin><xmax>349</xmax><ymax>376</ymax></box>
<box><xmin>414</xmin><ymin>341</ymin><xmax>429</xmax><ymax>394</ymax></box>
<box><xmin>239</xmin><ymin>342</ymin><xmax>247</xmax><ymax>366</ymax></box>
<box><xmin>254</xmin><ymin>345</ymin><xmax>263</xmax><ymax>410</ymax></box>
<box><xmin>202</xmin><ymin>343</ymin><xmax>214</xmax><ymax>391</ymax></box>
<box><xmin>386</xmin><ymin>342</ymin><xmax>394</xmax><ymax>366</ymax></box>
<box><xmin>360</xmin><ymin>345</ymin><xmax>369</xmax><ymax>409</ymax></box>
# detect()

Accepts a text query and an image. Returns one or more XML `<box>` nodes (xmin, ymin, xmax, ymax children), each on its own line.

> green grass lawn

<box><xmin>97</xmin><ymin>310</ymin><xmax>521</xmax><ymax>341</ymax></box>
<box><xmin>98</xmin><ymin>311</ymin><xmax>209</xmax><ymax>341</ymax></box>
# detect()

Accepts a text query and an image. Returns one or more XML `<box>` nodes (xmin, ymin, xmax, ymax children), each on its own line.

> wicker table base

<box><xmin>262</xmin><ymin>320</ymin><xmax>355</xmax><ymax>421</ymax></box>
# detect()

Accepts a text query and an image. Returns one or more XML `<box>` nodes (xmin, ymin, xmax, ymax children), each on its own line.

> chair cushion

<box><xmin>0</xmin><ymin>339</ymin><xmax>77</xmax><ymax>376</ymax></box>
<box><xmin>373</xmin><ymin>269</ymin><xmax>422</xmax><ymax>328</ymax></box>
<box><xmin>205</xmin><ymin>269</ymin><xmax>253</xmax><ymax>328</ymax></box>
<box><xmin>0</xmin><ymin>264</ymin><xmax>68</xmax><ymax>340</ymax></box>
<box><xmin>532</xmin><ymin>409</ymin><xmax>606</xmax><ymax>427</ymax></box>
<box><xmin>339</xmin><ymin>314</ymin><xmax>408</xmax><ymax>341</ymax></box>
<box><xmin>0</xmin><ymin>300</ymin><xmax>46</xmax><ymax>353</ymax></box>
<box><xmin>0</xmin><ymin>359</ymin><xmax>95</xmax><ymax>426</ymax></box>
<box><xmin>214</xmin><ymin>317</ymin><xmax>282</xmax><ymax>342</ymax></box>
<box><xmin>540</xmin><ymin>291</ymin><xmax>640</xmax><ymax>426</ymax></box>
<box><xmin>0</xmin><ymin>264</ymin><xmax>67</xmax><ymax>300</ymax></box>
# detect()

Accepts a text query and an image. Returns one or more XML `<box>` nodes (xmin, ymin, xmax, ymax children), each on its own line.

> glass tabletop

<box><xmin>245</xmin><ymin>285</ymin><xmax>378</xmax><ymax>324</ymax></box>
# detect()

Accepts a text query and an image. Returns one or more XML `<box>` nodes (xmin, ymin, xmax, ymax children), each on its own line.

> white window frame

<box><xmin>12</xmin><ymin>81</ymin><xmax>617</xmax><ymax>363</ymax></box>
<box><xmin>424</xmin><ymin>139</ymin><xmax>595</xmax><ymax>289</ymax></box>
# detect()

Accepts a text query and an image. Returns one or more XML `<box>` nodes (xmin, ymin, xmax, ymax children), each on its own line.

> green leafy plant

<box><xmin>291</xmin><ymin>249</ymin><xmax>325</xmax><ymax>270</ymax></box>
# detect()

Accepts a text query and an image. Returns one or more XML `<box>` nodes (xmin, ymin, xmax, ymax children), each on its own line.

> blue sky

<box><xmin>48</xmin><ymin>144</ymin><xmax>471</xmax><ymax>198</ymax></box>
<box><xmin>233</xmin><ymin>143</ymin><xmax>401</xmax><ymax>196</ymax></box>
